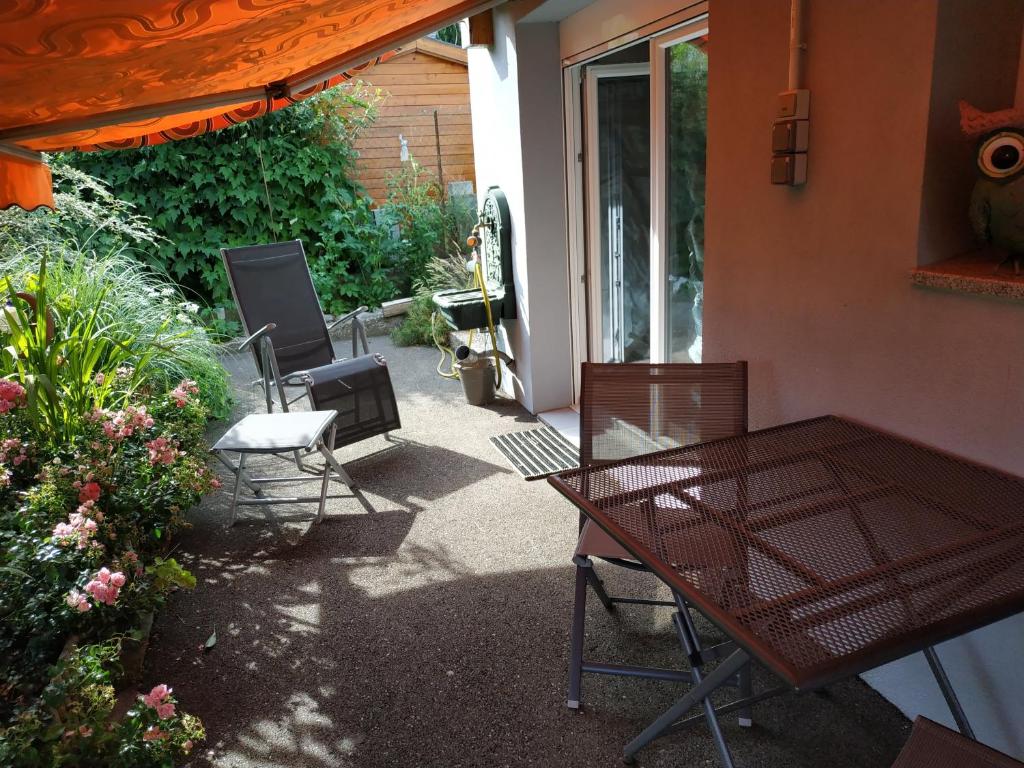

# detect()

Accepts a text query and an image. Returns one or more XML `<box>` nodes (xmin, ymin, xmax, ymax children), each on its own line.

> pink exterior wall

<box><xmin>704</xmin><ymin>0</ymin><xmax>1024</xmax><ymax>754</ymax></box>
<box><xmin>705</xmin><ymin>0</ymin><xmax>1024</xmax><ymax>476</ymax></box>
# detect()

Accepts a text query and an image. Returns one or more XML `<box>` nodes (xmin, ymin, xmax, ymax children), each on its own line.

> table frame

<box><xmin>548</xmin><ymin>415</ymin><xmax>1021</xmax><ymax>764</ymax></box>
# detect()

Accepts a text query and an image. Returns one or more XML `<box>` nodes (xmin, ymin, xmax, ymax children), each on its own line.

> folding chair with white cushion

<box><xmin>221</xmin><ymin>240</ymin><xmax>401</xmax><ymax>478</ymax></box>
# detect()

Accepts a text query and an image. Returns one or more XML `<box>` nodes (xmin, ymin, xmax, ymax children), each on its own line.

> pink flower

<box><xmin>0</xmin><ymin>437</ymin><xmax>27</xmax><ymax>467</ymax></box>
<box><xmin>169</xmin><ymin>379</ymin><xmax>198</xmax><ymax>408</ymax></box>
<box><xmin>156</xmin><ymin>702</ymin><xmax>176</xmax><ymax>719</ymax></box>
<box><xmin>52</xmin><ymin>510</ymin><xmax>99</xmax><ymax>549</ymax></box>
<box><xmin>146</xmin><ymin>437</ymin><xmax>179</xmax><ymax>466</ymax></box>
<box><xmin>0</xmin><ymin>380</ymin><xmax>25</xmax><ymax>411</ymax></box>
<box><xmin>79</xmin><ymin>481</ymin><xmax>101</xmax><ymax>503</ymax></box>
<box><xmin>93</xmin><ymin>373</ymin><xmax>105</xmax><ymax>386</ymax></box>
<box><xmin>142</xmin><ymin>726</ymin><xmax>167</xmax><ymax>742</ymax></box>
<box><xmin>84</xmin><ymin>567</ymin><xmax>125</xmax><ymax>606</ymax></box>
<box><xmin>78</xmin><ymin>725</ymin><xmax>93</xmax><ymax>737</ymax></box>
<box><xmin>65</xmin><ymin>590</ymin><xmax>91</xmax><ymax>612</ymax></box>
<box><xmin>142</xmin><ymin>684</ymin><xmax>172</xmax><ymax>709</ymax></box>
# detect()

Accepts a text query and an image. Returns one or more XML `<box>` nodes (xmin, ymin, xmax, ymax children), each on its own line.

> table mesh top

<box><xmin>550</xmin><ymin>416</ymin><xmax>1024</xmax><ymax>689</ymax></box>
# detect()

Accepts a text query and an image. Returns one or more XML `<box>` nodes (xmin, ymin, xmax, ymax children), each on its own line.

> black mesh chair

<box><xmin>221</xmin><ymin>241</ymin><xmax>401</xmax><ymax>477</ymax></box>
<box><xmin>568</xmin><ymin>362</ymin><xmax>750</xmax><ymax>714</ymax></box>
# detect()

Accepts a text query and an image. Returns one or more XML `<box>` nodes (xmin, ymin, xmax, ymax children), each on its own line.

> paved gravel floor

<box><xmin>148</xmin><ymin>335</ymin><xmax>910</xmax><ymax>768</ymax></box>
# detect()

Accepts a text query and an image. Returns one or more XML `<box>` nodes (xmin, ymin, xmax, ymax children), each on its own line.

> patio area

<box><xmin>145</xmin><ymin>334</ymin><xmax>910</xmax><ymax>767</ymax></box>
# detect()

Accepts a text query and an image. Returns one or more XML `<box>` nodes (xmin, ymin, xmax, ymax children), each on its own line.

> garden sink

<box><xmin>432</xmin><ymin>286</ymin><xmax>507</xmax><ymax>332</ymax></box>
<box><xmin>433</xmin><ymin>186</ymin><xmax>515</xmax><ymax>332</ymax></box>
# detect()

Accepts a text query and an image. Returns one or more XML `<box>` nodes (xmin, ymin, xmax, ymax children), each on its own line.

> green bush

<box><xmin>0</xmin><ymin>264</ymin><xmax>217</xmax><ymax>763</ymax></box>
<box><xmin>391</xmin><ymin>247</ymin><xmax>475</xmax><ymax>347</ymax></box>
<box><xmin>391</xmin><ymin>295</ymin><xmax>449</xmax><ymax>347</ymax></box>
<box><xmin>64</xmin><ymin>89</ymin><xmax>404</xmax><ymax>316</ymax></box>
<box><xmin>0</xmin><ymin>167</ymin><xmax>232</xmax><ymax>420</ymax></box>
<box><xmin>377</xmin><ymin>159</ymin><xmax>467</xmax><ymax>299</ymax></box>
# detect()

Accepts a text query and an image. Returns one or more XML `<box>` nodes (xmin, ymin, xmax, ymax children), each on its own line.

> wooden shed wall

<box><xmin>350</xmin><ymin>50</ymin><xmax>475</xmax><ymax>204</ymax></box>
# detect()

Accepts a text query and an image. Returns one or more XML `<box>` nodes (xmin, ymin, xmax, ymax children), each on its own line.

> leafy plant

<box><xmin>0</xmin><ymin>161</ymin><xmax>161</xmax><ymax>261</ymax></box>
<box><xmin>64</xmin><ymin>87</ymin><xmax>401</xmax><ymax>315</ymax></box>
<box><xmin>0</xmin><ymin>642</ymin><xmax>203</xmax><ymax>768</ymax></box>
<box><xmin>0</xmin><ymin>244</ymin><xmax>231</xmax><ymax>420</ymax></box>
<box><xmin>391</xmin><ymin>249</ymin><xmax>474</xmax><ymax>347</ymax></box>
<box><xmin>1</xmin><ymin>258</ymin><xmax>159</xmax><ymax>446</ymax></box>
<box><xmin>377</xmin><ymin>158</ymin><xmax>468</xmax><ymax>299</ymax></box>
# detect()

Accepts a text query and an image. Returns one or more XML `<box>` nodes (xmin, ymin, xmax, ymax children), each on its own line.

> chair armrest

<box><xmin>281</xmin><ymin>371</ymin><xmax>308</xmax><ymax>386</ymax></box>
<box><xmin>327</xmin><ymin>306</ymin><xmax>368</xmax><ymax>332</ymax></box>
<box><xmin>237</xmin><ymin>323</ymin><xmax>276</xmax><ymax>353</ymax></box>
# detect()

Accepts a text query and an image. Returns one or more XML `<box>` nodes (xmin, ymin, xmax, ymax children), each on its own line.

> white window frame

<box><xmin>584</xmin><ymin>62</ymin><xmax>651</xmax><ymax>365</ymax></box>
<box><xmin>649</xmin><ymin>17</ymin><xmax>709</xmax><ymax>363</ymax></box>
<box><xmin>561</xmin><ymin>9</ymin><xmax>709</xmax><ymax>400</ymax></box>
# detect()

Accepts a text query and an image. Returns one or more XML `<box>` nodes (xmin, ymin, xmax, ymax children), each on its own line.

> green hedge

<box><xmin>66</xmin><ymin>89</ymin><xmax>464</xmax><ymax>321</ymax></box>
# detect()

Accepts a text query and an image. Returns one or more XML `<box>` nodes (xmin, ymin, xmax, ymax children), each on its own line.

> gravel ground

<box><xmin>147</xmin><ymin>335</ymin><xmax>911</xmax><ymax>768</ymax></box>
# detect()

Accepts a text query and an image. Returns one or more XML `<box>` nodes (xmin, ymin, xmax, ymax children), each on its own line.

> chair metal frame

<box><xmin>221</xmin><ymin>241</ymin><xmax>397</xmax><ymax>476</ymax></box>
<box><xmin>568</xmin><ymin>361</ymin><xmax>753</xmax><ymax>730</ymax></box>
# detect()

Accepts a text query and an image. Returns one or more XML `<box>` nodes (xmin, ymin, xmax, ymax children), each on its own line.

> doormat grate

<box><xmin>490</xmin><ymin>426</ymin><xmax>579</xmax><ymax>481</ymax></box>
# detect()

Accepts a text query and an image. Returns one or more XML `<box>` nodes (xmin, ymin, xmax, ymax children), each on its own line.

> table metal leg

<box><xmin>924</xmin><ymin>646</ymin><xmax>975</xmax><ymax>739</ymax></box>
<box><xmin>674</xmin><ymin>594</ymin><xmax>737</xmax><ymax>768</ymax></box>
<box><xmin>623</xmin><ymin>647</ymin><xmax>750</xmax><ymax>764</ymax></box>
<box><xmin>737</xmin><ymin>662</ymin><xmax>754</xmax><ymax>727</ymax></box>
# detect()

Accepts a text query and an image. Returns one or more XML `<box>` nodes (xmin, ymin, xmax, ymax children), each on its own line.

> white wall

<box><xmin>467</xmin><ymin>5</ymin><xmax>573</xmax><ymax>413</ymax></box>
<box><xmin>558</xmin><ymin>0</ymin><xmax>702</xmax><ymax>59</ymax></box>
<box><xmin>467</xmin><ymin>9</ymin><xmax>527</xmax><ymax>404</ymax></box>
<box><xmin>705</xmin><ymin>0</ymin><xmax>1024</xmax><ymax>756</ymax></box>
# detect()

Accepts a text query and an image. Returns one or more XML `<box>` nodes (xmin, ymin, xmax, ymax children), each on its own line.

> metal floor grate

<box><xmin>491</xmin><ymin>426</ymin><xmax>579</xmax><ymax>481</ymax></box>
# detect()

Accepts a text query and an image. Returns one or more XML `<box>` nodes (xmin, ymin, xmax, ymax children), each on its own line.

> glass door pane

<box><xmin>593</xmin><ymin>72</ymin><xmax>650</xmax><ymax>362</ymax></box>
<box><xmin>665</xmin><ymin>38</ymin><xmax>707</xmax><ymax>363</ymax></box>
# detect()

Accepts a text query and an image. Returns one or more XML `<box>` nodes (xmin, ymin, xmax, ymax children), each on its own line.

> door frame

<box><xmin>650</xmin><ymin>18</ymin><xmax>710</xmax><ymax>363</ymax></box>
<box><xmin>563</xmin><ymin>12</ymin><xmax>709</xmax><ymax>402</ymax></box>
<box><xmin>584</xmin><ymin>62</ymin><xmax>651</xmax><ymax>367</ymax></box>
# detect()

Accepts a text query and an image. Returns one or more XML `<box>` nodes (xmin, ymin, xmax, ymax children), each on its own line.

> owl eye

<box><xmin>979</xmin><ymin>132</ymin><xmax>1024</xmax><ymax>179</ymax></box>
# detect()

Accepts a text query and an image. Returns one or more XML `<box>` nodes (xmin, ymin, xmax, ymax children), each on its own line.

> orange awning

<box><xmin>0</xmin><ymin>153</ymin><xmax>53</xmax><ymax>211</ymax></box>
<box><xmin>0</xmin><ymin>0</ymin><xmax>496</xmax><ymax>209</ymax></box>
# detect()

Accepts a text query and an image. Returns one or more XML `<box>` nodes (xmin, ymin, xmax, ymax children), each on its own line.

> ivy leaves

<box><xmin>65</xmin><ymin>91</ymin><xmax>398</xmax><ymax>315</ymax></box>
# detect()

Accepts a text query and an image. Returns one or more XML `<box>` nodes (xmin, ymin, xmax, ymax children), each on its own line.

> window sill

<box><xmin>911</xmin><ymin>251</ymin><xmax>1024</xmax><ymax>301</ymax></box>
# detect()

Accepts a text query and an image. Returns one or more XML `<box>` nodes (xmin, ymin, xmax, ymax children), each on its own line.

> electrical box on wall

<box><xmin>771</xmin><ymin>119</ymin><xmax>809</xmax><ymax>153</ymax></box>
<box><xmin>770</xmin><ymin>153</ymin><xmax>807</xmax><ymax>185</ymax></box>
<box><xmin>777</xmin><ymin>89</ymin><xmax>810</xmax><ymax>119</ymax></box>
<box><xmin>771</xmin><ymin>89</ymin><xmax>810</xmax><ymax>186</ymax></box>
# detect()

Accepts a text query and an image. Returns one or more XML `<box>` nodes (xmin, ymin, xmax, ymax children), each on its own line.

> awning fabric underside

<box><xmin>0</xmin><ymin>0</ymin><xmax>493</xmax><ymax>208</ymax></box>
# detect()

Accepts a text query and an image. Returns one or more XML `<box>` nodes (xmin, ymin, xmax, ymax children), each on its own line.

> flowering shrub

<box><xmin>0</xmin><ymin>322</ymin><xmax>217</xmax><ymax>763</ymax></box>
<box><xmin>0</xmin><ymin>642</ymin><xmax>203</xmax><ymax>768</ymax></box>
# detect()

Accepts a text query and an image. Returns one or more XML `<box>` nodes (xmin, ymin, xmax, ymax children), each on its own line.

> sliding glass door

<box><xmin>585</xmin><ymin>64</ymin><xmax>651</xmax><ymax>363</ymax></box>
<box><xmin>660</xmin><ymin>32</ymin><xmax>708</xmax><ymax>363</ymax></box>
<box><xmin>569</xmin><ymin>17</ymin><xmax>708</xmax><ymax>387</ymax></box>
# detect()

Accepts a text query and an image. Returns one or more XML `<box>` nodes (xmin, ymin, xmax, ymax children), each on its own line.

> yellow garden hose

<box><xmin>432</xmin><ymin>253</ymin><xmax>501</xmax><ymax>391</ymax></box>
<box><xmin>473</xmin><ymin>260</ymin><xmax>502</xmax><ymax>391</ymax></box>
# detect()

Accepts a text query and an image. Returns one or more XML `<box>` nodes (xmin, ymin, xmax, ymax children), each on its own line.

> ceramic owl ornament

<box><xmin>960</xmin><ymin>100</ymin><xmax>1024</xmax><ymax>274</ymax></box>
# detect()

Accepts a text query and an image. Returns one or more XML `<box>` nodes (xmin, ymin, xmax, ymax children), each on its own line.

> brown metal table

<box><xmin>549</xmin><ymin>415</ymin><xmax>1024</xmax><ymax>765</ymax></box>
